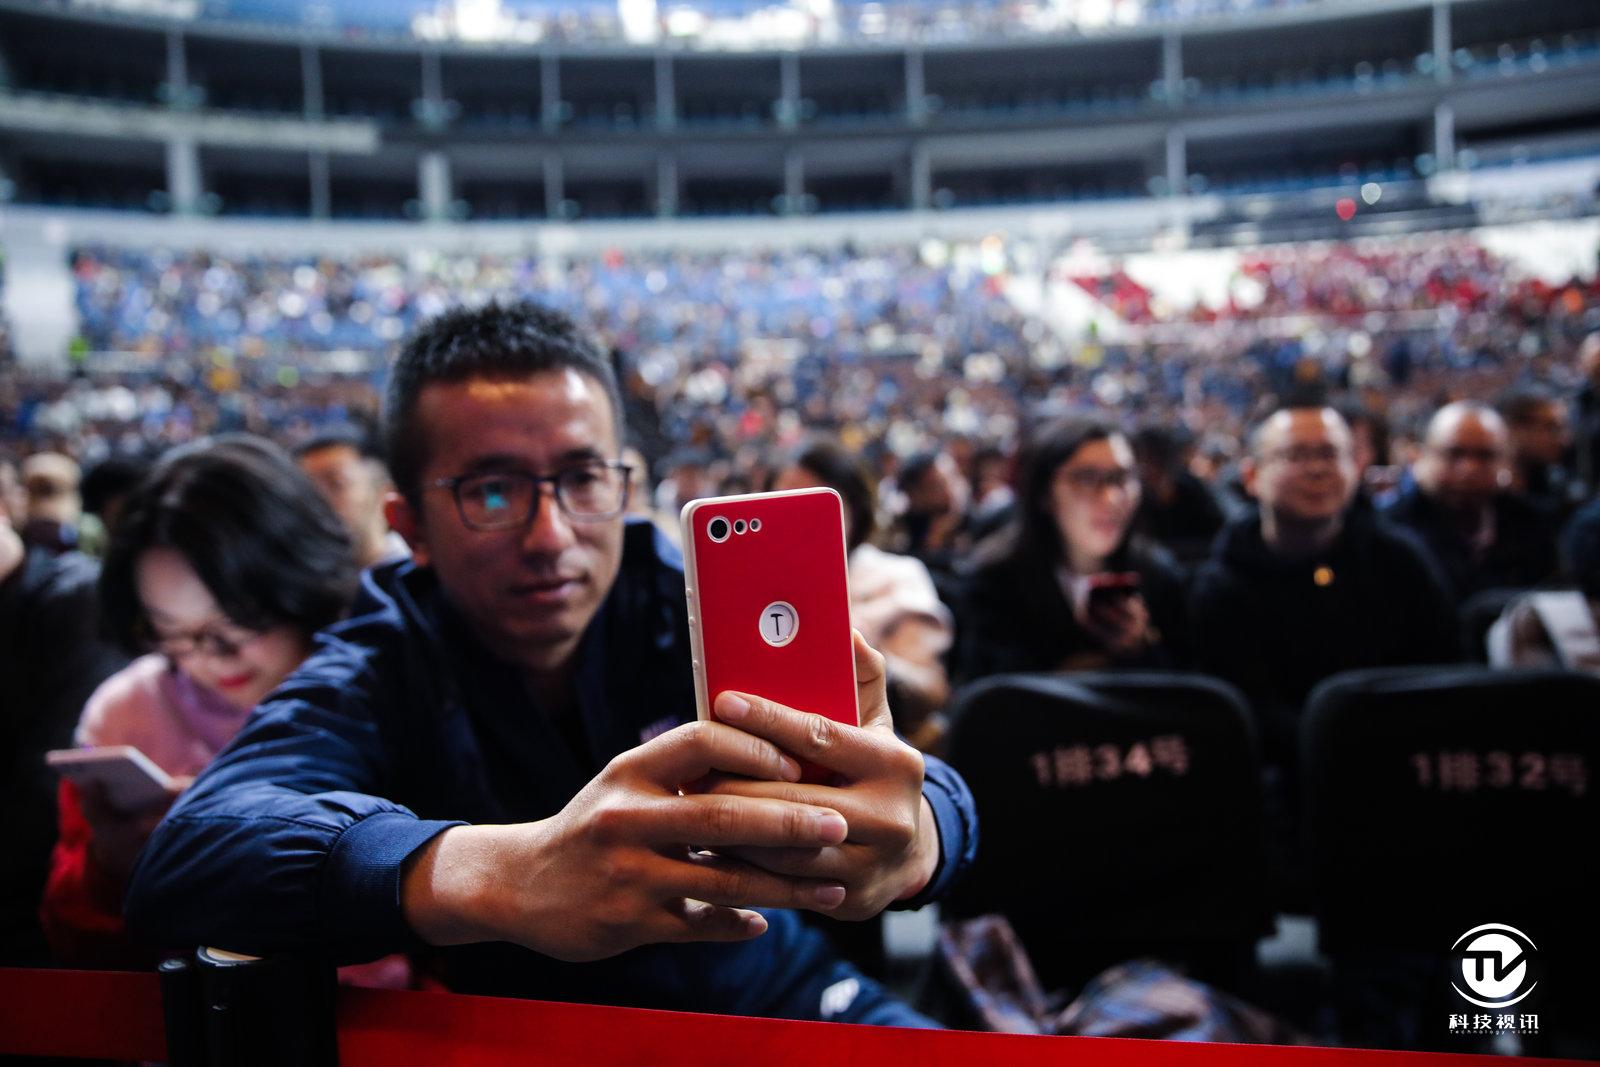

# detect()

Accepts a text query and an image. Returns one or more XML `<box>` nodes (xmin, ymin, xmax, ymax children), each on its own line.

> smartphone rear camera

<box><xmin>749</xmin><ymin>519</ymin><xmax>762</xmax><ymax>532</ymax></box>
<box><xmin>733</xmin><ymin>519</ymin><xmax>747</xmax><ymax>535</ymax></box>
<box><xmin>708</xmin><ymin>517</ymin><xmax>730</xmax><ymax>542</ymax></box>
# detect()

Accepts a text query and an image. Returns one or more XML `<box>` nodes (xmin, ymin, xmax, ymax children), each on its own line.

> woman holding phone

<box><xmin>40</xmin><ymin>434</ymin><xmax>359</xmax><ymax>966</ymax></box>
<box><xmin>958</xmin><ymin>416</ymin><xmax>1189</xmax><ymax>682</ymax></box>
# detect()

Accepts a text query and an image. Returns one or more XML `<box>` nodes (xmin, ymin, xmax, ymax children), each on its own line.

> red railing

<box><xmin>0</xmin><ymin>967</ymin><xmax>1582</xmax><ymax>1066</ymax></box>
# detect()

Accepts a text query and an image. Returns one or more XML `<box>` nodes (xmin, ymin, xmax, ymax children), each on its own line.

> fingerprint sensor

<box><xmin>759</xmin><ymin>601</ymin><xmax>799</xmax><ymax>648</ymax></box>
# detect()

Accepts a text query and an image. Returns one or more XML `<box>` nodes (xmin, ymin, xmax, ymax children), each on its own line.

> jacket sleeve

<box><xmin>896</xmin><ymin>753</ymin><xmax>979</xmax><ymax>911</ymax></box>
<box><xmin>124</xmin><ymin>638</ymin><xmax>463</xmax><ymax>963</ymax></box>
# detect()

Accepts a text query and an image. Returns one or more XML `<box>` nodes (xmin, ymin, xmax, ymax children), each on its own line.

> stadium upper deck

<box><xmin>0</xmin><ymin>0</ymin><xmax>1594</xmax><ymax>223</ymax></box>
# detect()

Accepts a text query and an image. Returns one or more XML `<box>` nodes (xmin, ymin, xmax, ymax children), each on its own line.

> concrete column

<box><xmin>419</xmin><ymin>48</ymin><xmax>445</xmax><ymax>127</ymax></box>
<box><xmin>1166</xmin><ymin>126</ymin><xmax>1186</xmax><ymax>196</ymax></box>
<box><xmin>165</xmin><ymin>29</ymin><xmax>190</xmax><ymax>108</ymax></box>
<box><xmin>656</xmin><ymin>154</ymin><xmax>678</xmax><ymax>217</ymax></box>
<box><xmin>309</xmin><ymin>150</ymin><xmax>331</xmax><ymax>219</ymax></box>
<box><xmin>544</xmin><ymin>155</ymin><xmax>565</xmax><ymax>218</ymax></box>
<box><xmin>778</xmin><ymin>52</ymin><xmax>800</xmax><ymax>130</ymax></box>
<box><xmin>1433</xmin><ymin>102</ymin><xmax>1455</xmax><ymax>170</ymax></box>
<box><xmin>654</xmin><ymin>54</ymin><xmax>676</xmax><ymax>130</ymax></box>
<box><xmin>421</xmin><ymin>49</ymin><xmax>443</xmax><ymax>105</ymax></box>
<box><xmin>1162</xmin><ymin>31</ymin><xmax>1183</xmax><ymax>104</ymax></box>
<box><xmin>301</xmin><ymin>44</ymin><xmax>324</xmax><ymax>120</ymax></box>
<box><xmin>165</xmin><ymin>137</ymin><xmax>201</xmax><ymax>214</ymax></box>
<box><xmin>905</xmin><ymin>48</ymin><xmax>927</xmax><ymax>124</ymax></box>
<box><xmin>541</xmin><ymin>51</ymin><xmax>562</xmax><ymax>132</ymax></box>
<box><xmin>783</xmin><ymin>149</ymin><xmax>804</xmax><ymax>213</ymax></box>
<box><xmin>910</xmin><ymin>141</ymin><xmax>931</xmax><ymax>210</ymax></box>
<box><xmin>1432</xmin><ymin>1</ymin><xmax>1452</xmax><ymax>83</ymax></box>
<box><xmin>419</xmin><ymin>150</ymin><xmax>451</xmax><ymax>221</ymax></box>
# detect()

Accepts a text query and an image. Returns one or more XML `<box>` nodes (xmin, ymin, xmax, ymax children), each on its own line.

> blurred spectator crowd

<box><xmin>3</xmin><ymin>227</ymin><xmax>1600</xmax><ymax>1053</ymax></box>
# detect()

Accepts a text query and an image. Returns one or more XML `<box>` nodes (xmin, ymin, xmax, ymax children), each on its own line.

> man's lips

<box><xmin>509</xmin><ymin>577</ymin><xmax>584</xmax><ymax>604</ymax></box>
<box><xmin>213</xmin><ymin>671</ymin><xmax>255</xmax><ymax>690</ymax></box>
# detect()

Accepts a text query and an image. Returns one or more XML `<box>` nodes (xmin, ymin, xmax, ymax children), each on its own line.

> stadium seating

<box><xmin>943</xmin><ymin>671</ymin><xmax>1270</xmax><ymax>993</ymax></box>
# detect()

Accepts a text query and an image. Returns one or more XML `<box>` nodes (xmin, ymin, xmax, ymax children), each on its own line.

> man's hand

<box><xmin>702</xmin><ymin>631</ymin><xmax>939</xmax><ymax>921</ymax></box>
<box><xmin>401</xmin><ymin>720</ymin><xmax>856</xmax><ymax>962</ymax></box>
<box><xmin>0</xmin><ymin>513</ymin><xmax>23</xmax><ymax>585</ymax></box>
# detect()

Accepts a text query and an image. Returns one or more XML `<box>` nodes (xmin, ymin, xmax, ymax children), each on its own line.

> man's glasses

<box><xmin>433</xmin><ymin>462</ymin><xmax>633</xmax><ymax>531</ymax></box>
<box><xmin>1058</xmin><ymin>467</ymin><xmax>1138</xmax><ymax>495</ymax></box>
<box><xmin>1433</xmin><ymin>445</ymin><xmax>1503</xmax><ymax>465</ymax></box>
<box><xmin>1265</xmin><ymin>445</ymin><xmax>1345</xmax><ymax>468</ymax></box>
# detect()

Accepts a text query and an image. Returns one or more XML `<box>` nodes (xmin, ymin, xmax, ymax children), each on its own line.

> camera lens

<box><xmin>733</xmin><ymin>519</ymin><xmax>747</xmax><ymax>535</ymax></box>
<box><xmin>708</xmin><ymin>517</ymin><xmax>730</xmax><ymax>542</ymax></box>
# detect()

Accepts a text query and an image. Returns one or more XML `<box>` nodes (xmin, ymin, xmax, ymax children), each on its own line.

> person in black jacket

<box><xmin>960</xmin><ymin>415</ymin><xmax>1188</xmax><ymax>682</ymax></box>
<box><xmin>0</xmin><ymin>483</ymin><xmax>127</xmax><ymax>964</ymax></box>
<box><xmin>1131</xmin><ymin>424</ymin><xmax>1226</xmax><ymax>566</ymax></box>
<box><xmin>1191</xmin><ymin>404</ymin><xmax>1459</xmax><ymax>755</ymax></box>
<box><xmin>1191</xmin><ymin>404</ymin><xmax>1458</xmax><ymax>907</ymax></box>
<box><xmin>1383</xmin><ymin>401</ymin><xmax>1559</xmax><ymax>604</ymax></box>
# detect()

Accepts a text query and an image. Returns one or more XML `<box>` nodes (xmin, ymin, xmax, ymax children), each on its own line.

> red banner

<box><xmin>0</xmin><ymin>967</ymin><xmax>1585</xmax><ymax>1066</ymax></box>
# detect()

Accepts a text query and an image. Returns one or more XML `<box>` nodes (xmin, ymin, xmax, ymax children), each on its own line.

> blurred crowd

<box><xmin>4</xmin><ymin>231</ymin><xmax>1600</xmax><ymax>1051</ymax></box>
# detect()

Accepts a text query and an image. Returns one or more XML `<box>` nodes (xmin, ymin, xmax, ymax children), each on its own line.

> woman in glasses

<box><xmin>958</xmin><ymin>416</ymin><xmax>1188</xmax><ymax>682</ymax></box>
<box><xmin>41</xmin><ymin>434</ymin><xmax>358</xmax><ymax>965</ymax></box>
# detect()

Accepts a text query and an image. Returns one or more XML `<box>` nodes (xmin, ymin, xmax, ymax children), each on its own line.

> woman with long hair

<box><xmin>959</xmin><ymin>416</ymin><xmax>1189</xmax><ymax>681</ymax></box>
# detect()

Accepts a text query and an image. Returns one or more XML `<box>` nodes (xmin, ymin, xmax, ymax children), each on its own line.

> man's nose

<box><xmin>520</xmin><ymin>484</ymin><xmax>576</xmax><ymax>553</ymax></box>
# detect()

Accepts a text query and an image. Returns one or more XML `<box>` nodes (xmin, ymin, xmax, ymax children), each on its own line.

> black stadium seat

<box><xmin>943</xmin><ymin>671</ymin><xmax>1270</xmax><ymax>993</ymax></box>
<box><xmin>1304</xmin><ymin>666</ymin><xmax>1600</xmax><ymax>1049</ymax></box>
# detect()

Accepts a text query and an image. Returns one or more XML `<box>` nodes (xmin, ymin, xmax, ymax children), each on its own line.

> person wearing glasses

<box><xmin>40</xmin><ymin>435</ymin><xmax>358</xmax><ymax>966</ymax></box>
<box><xmin>1191</xmin><ymin>404</ymin><xmax>1457</xmax><ymax>800</ymax></box>
<box><xmin>126</xmin><ymin>302</ymin><xmax>976</xmax><ymax>1025</ymax></box>
<box><xmin>1382</xmin><ymin>401</ymin><xmax>1560</xmax><ymax>605</ymax></box>
<box><xmin>958</xmin><ymin>416</ymin><xmax>1189</xmax><ymax>682</ymax></box>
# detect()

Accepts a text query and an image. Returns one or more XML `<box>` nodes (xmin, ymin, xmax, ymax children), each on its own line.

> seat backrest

<box><xmin>944</xmin><ymin>670</ymin><xmax>1268</xmax><ymax>988</ymax></box>
<box><xmin>1304</xmin><ymin>666</ymin><xmax>1600</xmax><ymax>959</ymax></box>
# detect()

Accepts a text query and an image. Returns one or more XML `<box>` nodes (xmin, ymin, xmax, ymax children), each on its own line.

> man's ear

<box><xmin>1240</xmin><ymin>457</ymin><xmax>1260</xmax><ymax>501</ymax></box>
<box><xmin>384</xmin><ymin>491</ymin><xmax>429</xmax><ymax>567</ymax></box>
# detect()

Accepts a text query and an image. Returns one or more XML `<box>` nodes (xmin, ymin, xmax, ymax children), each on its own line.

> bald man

<box><xmin>1384</xmin><ymin>402</ymin><xmax>1559</xmax><ymax>603</ymax></box>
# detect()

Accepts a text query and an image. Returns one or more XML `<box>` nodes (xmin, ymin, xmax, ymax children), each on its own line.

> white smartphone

<box><xmin>45</xmin><ymin>745</ymin><xmax>177</xmax><ymax>811</ymax></box>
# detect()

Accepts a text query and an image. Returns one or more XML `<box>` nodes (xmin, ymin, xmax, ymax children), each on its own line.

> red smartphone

<box><xmin>681</xmin><ymin>488</ymin><xmax>860</xmax><ymax>782</ymax></box>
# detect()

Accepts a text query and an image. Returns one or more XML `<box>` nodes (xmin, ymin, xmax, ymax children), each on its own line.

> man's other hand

<box><xmin>401</xmin><ymin>719</ymin><xmax>856</xmax><ymax>962</ymax></box>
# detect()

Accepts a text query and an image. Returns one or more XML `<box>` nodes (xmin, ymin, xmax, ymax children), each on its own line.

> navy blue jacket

<box><xmin>125</xmin><ymin>521</ymin><xmax>977</xmax><ymax>1025</ymax></box>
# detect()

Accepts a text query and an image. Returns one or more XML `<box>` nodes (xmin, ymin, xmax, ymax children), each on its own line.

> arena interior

<box><xmin>2</xmin><ymin>0</ymin><xmax>1599</xmax><ymax>1060</ymax></box>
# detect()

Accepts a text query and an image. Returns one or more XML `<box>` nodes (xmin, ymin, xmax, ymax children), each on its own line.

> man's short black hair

<box><xmin>80</xmin><ymin>453</ymin><xmax>152</xmax><ymax>518</ymax></box>
<box><xmin>294</xmin><ymin>425</ymin><xmax>385</xmax><ymax>465</ymax></box>
<box><xmin>1131</xmin><ymin>424</ymin><xmax>1190</xmax><ymax>473</ymax></box>
<box><xmin>897</xmin><ymin>450</ymin><xmax>942</xmax><ymax>495</ymax></box>
<box><xmin>1496</xmin><ymin>383</ymin><xmax>1562</xmax><ymax>426</ymax></box>
<box><xmin>384</xmin><ymin>302</ymin><xmax>623</xmax><ymax>503</ymax></box>
<box><xmin>1247</xmin><ymin>401</ymin><xmax>1347</xmax><ymax>458</ymax></box>
<box><xmin>100</xmin><ymin>434</ymin><xmax>357</xmax><ymax>652</ymax></box>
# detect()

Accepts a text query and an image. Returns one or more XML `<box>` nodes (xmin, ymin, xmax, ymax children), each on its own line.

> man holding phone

<box><xmin>127</xmin><ymin>302</ymin><xmax>976</xmax><ymax>1023</ymax></box>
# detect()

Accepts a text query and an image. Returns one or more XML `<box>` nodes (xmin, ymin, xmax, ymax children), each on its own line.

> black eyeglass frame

<box><xmin>430</xmin><ymin>462</ymin><xmax>634</xmax><ymax>530</ymax></box>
